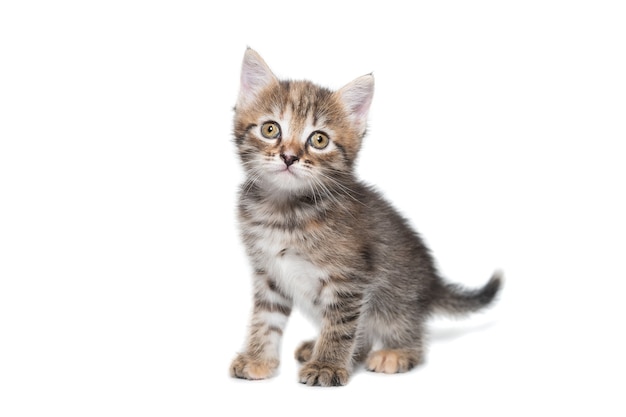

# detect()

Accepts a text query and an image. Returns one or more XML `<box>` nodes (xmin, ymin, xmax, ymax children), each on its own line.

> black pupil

<box><xmin>316</xmin><ymin>135</ymin><xmax>322</xmax><ymax>143</ymax></box>
<box><xmin>267</xmin><ymin>125</ymin><xmax>274</xmax><ymax>133</ymax></box>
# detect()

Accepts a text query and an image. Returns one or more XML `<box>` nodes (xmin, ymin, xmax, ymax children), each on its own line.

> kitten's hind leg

<box><xmin>365</xmin><ymin>321</ymin><xmax>425</xmax><ymax>374</ymax></box>
<box><xmin>366</xmin><ymin>348</ymin><xmax>423</xmax><ymax>374</ymax></box>
<box><xmin>363</xmin><ymin>303</ymin><xmax>428</xmax><ymax>374</ymax></box>
<box><xmin>295</xmin><ymin>340</ymin><xmax>315</xmax><ymax>363</ymax></box>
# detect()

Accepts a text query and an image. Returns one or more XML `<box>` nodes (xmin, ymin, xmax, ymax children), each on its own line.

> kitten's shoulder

<box><xmin>356</xmin><ymin>181</ymin><xmax>415</xmax><ymax>228</ymax></box>
<box><xmin>356</xmin><ymin>181</ymin><xmax>392</xmax><ymax>208</ymax></box>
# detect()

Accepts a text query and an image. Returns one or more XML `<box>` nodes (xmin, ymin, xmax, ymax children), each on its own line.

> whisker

<box><xmin>306</xmin><ymin>174</ymin><xmax>359</xmax><ymax>220</ymax></box>
<box><xmin>315</xmin><ymin>170</ymin><xmax>366</xmax><ymax>207</ymax></box>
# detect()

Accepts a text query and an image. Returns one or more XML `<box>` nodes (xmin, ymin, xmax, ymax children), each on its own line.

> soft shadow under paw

<box><xmin>429</xmin><ymin>321</ymin><xmax>497</xmax><ymax>343</ymax></box>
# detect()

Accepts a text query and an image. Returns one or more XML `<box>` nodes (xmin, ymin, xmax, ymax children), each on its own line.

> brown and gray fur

<box><xmin>229</xmin><ymin>48</ymin><xmax>502</xmax><ymax>386</ymax></box>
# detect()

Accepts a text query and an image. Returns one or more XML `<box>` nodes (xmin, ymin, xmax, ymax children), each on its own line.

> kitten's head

<box><xmin>233</xmin><ymin>48</ymin><xmax>374</xmax><ymax>196</ymax></box>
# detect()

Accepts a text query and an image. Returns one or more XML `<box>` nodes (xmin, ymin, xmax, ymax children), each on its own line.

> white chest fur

<box><xmin>252</xmin><ymin>227</ymin><xmax>328</xmax><ymax>321</ymax></box>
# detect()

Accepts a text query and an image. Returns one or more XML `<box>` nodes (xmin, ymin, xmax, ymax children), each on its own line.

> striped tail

<box><xmin>432</xmin><ymin>271</ymin><xmax>503</xmax><ymax>316</ymax></box>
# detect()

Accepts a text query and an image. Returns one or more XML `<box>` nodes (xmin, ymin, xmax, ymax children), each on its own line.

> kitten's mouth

<box><xmin>277</xmin><ymin>166</ymin><xmax>298</xmax><ymax>176</ymax></box>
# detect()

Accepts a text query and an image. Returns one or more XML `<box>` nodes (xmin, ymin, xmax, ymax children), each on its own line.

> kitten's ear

<box><xmin>237</xmin><ymin>48</ymin><xmax>279</xmax><ymax>108</ymax></box>
<box><xmin>337</xmin><ymin>74</ymin><xmax>374</xmax><ymax>136</ymax></box>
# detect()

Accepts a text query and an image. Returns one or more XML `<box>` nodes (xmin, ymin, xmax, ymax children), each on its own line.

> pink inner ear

<box><xmin>339</xmin><ymin>75</ymin><xmax>375</xmax><ymax>133</ymax></box>
<box><xmin>238</xmin><ymin>49</ymin><xmax>277</xmax><ymax>106</ymax></box>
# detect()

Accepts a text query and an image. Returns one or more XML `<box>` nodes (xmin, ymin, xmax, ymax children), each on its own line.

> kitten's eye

<box><xmin>260</xmin><ymin>122</ymin><xmax>281</xmax><ymax>139</ymax></box>
<box><xmin>309</xmin><ymin>131</ymin><xmax>330</xmax><ymax>150</ymax></box>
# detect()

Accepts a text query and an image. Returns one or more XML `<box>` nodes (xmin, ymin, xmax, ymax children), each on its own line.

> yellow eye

<box><xmin>309</xmin><ymin>131</ymin><xmax>330</xmax><ymax>150</ymax></box>
<box><xmin>260</xmin><ymin>122</ymin><xmax>281</xmax><ymax>139</ymax></box>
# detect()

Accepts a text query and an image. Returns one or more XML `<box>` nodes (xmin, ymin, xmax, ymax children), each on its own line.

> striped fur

<box><xmin>229</xmin><ymin>49</ymin><xmax>502</xmax><ymax>386</ymax></box>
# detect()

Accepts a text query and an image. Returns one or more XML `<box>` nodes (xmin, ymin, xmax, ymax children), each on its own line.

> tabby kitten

<box><xmin>229</xmin><ymin>48</ymin><xmax>501</xmax><ymax>387</ymax></box>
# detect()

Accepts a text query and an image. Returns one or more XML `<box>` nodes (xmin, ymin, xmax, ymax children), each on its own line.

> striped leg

<box><xmin>231</xmin><ymin>273</ymin><xmax>292</xmax><ymax>380</ymax></box>
<box><xmin>298</xmin><ymin>282</ymin><xmax>362</xmax><ymax>387</ymax></box>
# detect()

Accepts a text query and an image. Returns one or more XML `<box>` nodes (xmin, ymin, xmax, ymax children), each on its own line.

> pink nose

<box><xmin>280</xmin><ymin>153</ymin><xmax>299</xmax><ymax>167</ymax></box>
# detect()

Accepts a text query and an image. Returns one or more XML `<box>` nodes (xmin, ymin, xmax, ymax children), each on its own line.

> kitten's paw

<box><xmin>230</xmin><ymin>354</ymin><xmax>278</xmax><ymax>380</ymax></box>
<box><xmin>299</xmin><ymin>361</ymin><xmax>349</xmax><ymax>387</ymax></box>
<box><xmin>294</xmin><ymin>340</ymin><xmax>315</xmax><ymax>363</ymax></box>
<box><xmin>366</xmin><ymin>349</ymin><xmax>421</xmax><ymax>374</ymax></box>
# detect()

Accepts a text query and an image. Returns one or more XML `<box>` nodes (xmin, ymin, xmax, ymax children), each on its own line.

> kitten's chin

<box><xmin>263</xmin><ymin>168</ymin><xmax>309</xmax><ymax>195</ymax></box>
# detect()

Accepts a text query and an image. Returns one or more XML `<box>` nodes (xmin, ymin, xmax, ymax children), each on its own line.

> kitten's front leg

<box><xmin>231</xmin><ymin>274</ymin><xmax>292</xmax><ymax>380</ymax></box>
<box><xmin>299</xmin><ymin>284</ymin><xmax>362</xmax><ymax>387</ymax></box>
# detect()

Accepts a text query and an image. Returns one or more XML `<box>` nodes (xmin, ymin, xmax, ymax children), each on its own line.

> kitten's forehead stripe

<box><xmin>278</xmin><ymin>80</ymin><xmax>337</xmax><ymax>131</ymax></box>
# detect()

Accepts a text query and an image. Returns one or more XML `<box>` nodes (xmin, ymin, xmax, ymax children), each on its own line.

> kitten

<box><xmin>229</xmin><ymin>48</ymin><xmax>502</xmax><ymax>386</ymax></box>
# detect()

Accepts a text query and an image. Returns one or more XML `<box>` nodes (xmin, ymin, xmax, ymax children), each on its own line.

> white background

<box><xmin>1</xmin><ymin>1</ymin><xmax>625</xmax><ymax>415</ymax></box>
